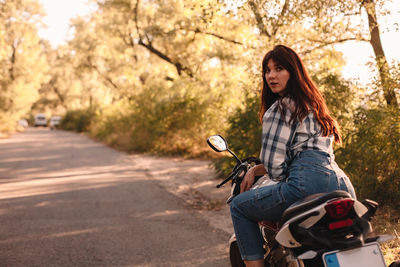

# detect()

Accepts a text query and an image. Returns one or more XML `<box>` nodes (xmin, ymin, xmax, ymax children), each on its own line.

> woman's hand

<box><xmin>240</xmin><ymin>167</ymin><xmax>256</xmax><ymax>193</ymax></box>
<box><xmin>240</xmin><ymin>164</ymin><xmax>267</xmax><ymax>193</ymax></box>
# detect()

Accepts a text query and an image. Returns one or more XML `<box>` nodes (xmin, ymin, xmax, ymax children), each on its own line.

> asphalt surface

<box><xmin>0</xmin><ymin>128</ymin><xmax>230</xmax><ymax>266</ymax></box>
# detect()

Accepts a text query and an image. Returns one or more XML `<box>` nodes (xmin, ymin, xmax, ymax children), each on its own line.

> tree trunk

<box><xmin>362</xmin><ymin>0</ymin><xmax>398</xmax><ymax>107</ymax></box>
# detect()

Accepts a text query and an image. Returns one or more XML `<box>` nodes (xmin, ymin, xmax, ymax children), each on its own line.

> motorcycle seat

<box><xmin>279</xmin><ymin>190</ymin><xmax>351</xmax><ymax>226</ymax></box>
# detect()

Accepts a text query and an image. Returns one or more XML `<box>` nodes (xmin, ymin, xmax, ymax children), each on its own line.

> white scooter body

<box><xmin>275</xmin><ymin>197</ymin><xmax>369</xmax><ymax>248</ymax></box>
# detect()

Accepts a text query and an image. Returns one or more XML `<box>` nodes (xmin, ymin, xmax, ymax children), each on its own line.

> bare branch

<box><xmin>137</xmin><ymin>39</ymin><xmax>193</xmax><ymax>77</ymax></box>
<box><xmin>272</xmin><ymin>0</ymin><xmax>289</xmax><ymax>36</ymax></box>
<box><xmin>191</xmin><ymin>28</ymin><xmax>244</xmax><ymax>45</ymax></box>
<box><xmin>49</xmin><ymin>77</ymin><xmax>67</xmax><ymax>108</ymax></box>
<box><xmin>86</xmin><ymin>56</ymin><xmax>119</xmax><ymax>90</ymax></box>
<box><xmin>133</xmin><ymin>0</ymin><xmax>141</xmax><ymax>39</ymax></box>
<box><xmin>301</xmin><ymin>37</ymin><xmax>367</xmax><ymax>54</ymax></box>
<box><xmin>131</xmin><ymin>0</ymin><xmax>193</xmax><ymax>77</ymax></box>
<box><xmin>247</xmin><ymin>0</ymin><xmax>271</xmax><ymax>38</ymax></box>
<box><xmin>9</xmin><ymin>38</ymin><xmax>21</xmax><ymax>81</ymax></box>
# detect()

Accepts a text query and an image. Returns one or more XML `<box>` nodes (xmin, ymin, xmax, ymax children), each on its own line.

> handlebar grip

<box><xmin>216</xmin><ymin>173</ymin><xmax>235</xmax><ymax>188</ymax></box>
<box><xmin>216</xmin><ymin>164</ymin><xmax>248</xmax><ymax>188</ymax></box>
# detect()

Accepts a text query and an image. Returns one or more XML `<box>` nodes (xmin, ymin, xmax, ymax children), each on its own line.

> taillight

<box><xmin>325</xmin><ymin>199</ymin><xmax>354</xmax><ymax>219</ymax></box>
<box><xmin>328</xmin><ymin>218</ymin><xmax>353</xmax><ymax>230</ymax></box>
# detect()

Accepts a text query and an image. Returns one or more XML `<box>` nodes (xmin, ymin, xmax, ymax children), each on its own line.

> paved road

<box><xmin>0</xmin><ymin>128</ymin><xmax>230</xmax><ymax>266</ymax></box>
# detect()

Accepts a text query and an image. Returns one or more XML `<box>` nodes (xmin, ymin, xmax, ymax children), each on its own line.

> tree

<box><xmin>361</xmin><ymin>0</ymin><xmax>398</xmax><ymax>107</ymax></box>
<box><xmin>231</xmin><ymin>0</ymin><xmax>398</xmax><ymax>107</ymax></box>
<box><xmin>0</xmin><ymin>0</ymin><xmax>49</xmax><ymax>131</ymax></box>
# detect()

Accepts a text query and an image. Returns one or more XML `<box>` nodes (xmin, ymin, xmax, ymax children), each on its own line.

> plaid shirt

<box><xmin>260</xmin><ymin>97</ymin><xmax>333</xmax><ymax>180</ymax></box>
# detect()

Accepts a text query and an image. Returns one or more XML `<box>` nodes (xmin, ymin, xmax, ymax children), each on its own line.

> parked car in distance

<box><xmin>49</xmin><ymin>116</ymin><xmax>61</xmax><ymax>130</ymax></box>
<box><xmin>34</xmin><ymin>113</ymin><xmax>47</xmax><ymax>127</ymax></box>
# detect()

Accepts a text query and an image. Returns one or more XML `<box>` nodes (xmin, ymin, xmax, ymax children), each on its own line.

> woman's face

<box><xmin>265</xmin><ymin>59</ymin><xmax>290</xmax><ymax>96</ymax></box>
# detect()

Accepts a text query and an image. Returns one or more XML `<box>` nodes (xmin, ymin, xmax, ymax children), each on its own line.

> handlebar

<box><xmin>216</xmin><ymin>172</ymin><xmax>236</xmax><ymax>188</ymax></box>
<box><xmin>216</xmin><ymin>163</ymin><xmax>248</xmax><ymax>188</ymax></box>
<box><xmin>216</xmin><ymin>157</ymin><xmax>261</xmax><ymax>188</ymax></box>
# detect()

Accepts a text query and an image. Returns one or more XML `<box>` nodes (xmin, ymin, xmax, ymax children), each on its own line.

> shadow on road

<box><xmin>0</xmin><ymin>128</ymin><xmax>230</xmax><ymax>266</ymax></box>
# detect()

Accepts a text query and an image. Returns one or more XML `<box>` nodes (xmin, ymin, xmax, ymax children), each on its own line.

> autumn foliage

<box><xmin>1</xmin><ymin>0</ymin><xmax>399</xmax><ymax>205</ymax></box>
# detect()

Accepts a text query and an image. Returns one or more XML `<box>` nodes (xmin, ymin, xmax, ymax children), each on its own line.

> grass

<box><xmin>372</xmin><ymin>205</ymin><xmax>400</xmax><ymax>265</ymax></box>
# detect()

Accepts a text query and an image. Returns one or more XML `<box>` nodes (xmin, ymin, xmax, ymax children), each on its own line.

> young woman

<box><xmin>229</xmin><ymin>45</ymin><xmax>356</xmax><ymax>267</ymax></box>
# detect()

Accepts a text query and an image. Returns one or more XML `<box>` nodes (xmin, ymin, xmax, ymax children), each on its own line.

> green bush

<box><xmin>318</xmin><ymin>74</ymin><xmax>359</xmax><ymax>139</ymax></box>
<box><xmin>84</xmin><ymin>79</ymin><xmax>224</xmax><ymax>157</ymax></box>
<box><xmin>212</xmin><ymin>92</ymin><xmax>262</xmax><ymax>176</ymax></box>
<box><xmin>59</xmin><ymin>108</ymin><xmax>96</xmax><ymax>133</ymax></box>
<box><xmin>336</xmin><ymin>106</ymin><xmax>400</xmax><ymax>205</ymax></box>
<box><xmin>128</xmin><ymin>82</ymin><xmax>215</xmax><ymax>155</ymax></box>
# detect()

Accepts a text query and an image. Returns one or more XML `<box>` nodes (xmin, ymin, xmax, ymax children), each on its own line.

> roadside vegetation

<box><xmin>374</xmin><ymin>207</ymin><xmax>400</xmax><ymax>265</ymax></box>
<box><xmin>1</xmin><ymin>0</ymin><xmax>399</xmax><ymax>259</ymax></box>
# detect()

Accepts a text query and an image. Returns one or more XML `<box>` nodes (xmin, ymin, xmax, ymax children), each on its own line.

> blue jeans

<box><xmin>230</xmin><ymin>150</ymin><xmax>356</xmax><ymax>261</ymax></box>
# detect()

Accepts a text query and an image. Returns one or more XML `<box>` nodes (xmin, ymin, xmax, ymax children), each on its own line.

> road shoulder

<box><xmin>129</xmin><ymin>154</ymin><xmax>234</xmax><ymax>235</ymax></box>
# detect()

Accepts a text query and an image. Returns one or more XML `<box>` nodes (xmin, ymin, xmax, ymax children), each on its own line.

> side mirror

<box><xmin>207</xmin><ymin>135</ymin><xmax>228</xmax><ymax>152</ymax></box>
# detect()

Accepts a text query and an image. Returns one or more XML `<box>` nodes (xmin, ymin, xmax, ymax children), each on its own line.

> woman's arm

<box><xmin>260</xmin><ymin>99</ymin><xmax>296</xmax><ymax>180</ymax></box>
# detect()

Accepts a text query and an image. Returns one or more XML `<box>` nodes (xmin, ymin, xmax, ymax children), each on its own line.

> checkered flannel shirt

<box><xmin>260</xmin><ymin>97</ymin><xmax>334</xmax><ymax>181</ymax></box>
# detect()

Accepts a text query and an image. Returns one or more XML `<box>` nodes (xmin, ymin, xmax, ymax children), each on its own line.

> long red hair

<box><xmin>260</xmin><ymin>45</ymin><xmax>341</xmax><ymax>143</ymax></box>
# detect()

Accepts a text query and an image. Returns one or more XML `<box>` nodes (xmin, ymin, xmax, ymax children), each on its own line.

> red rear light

<box><xmin>328</xmin><ymin>219</ymin><xmax>353</xmax><ymax>230</ymax></box>
<box><xmin>325</xmin><ymin>199</ymin><xmax>354</xmax><ymax>219</ymax></box>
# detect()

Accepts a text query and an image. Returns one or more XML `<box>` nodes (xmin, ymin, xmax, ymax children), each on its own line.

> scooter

<box><xmin>207</xmin><ymin>134</ymin><xmax>398</xmax><ymax>267</ymax></box>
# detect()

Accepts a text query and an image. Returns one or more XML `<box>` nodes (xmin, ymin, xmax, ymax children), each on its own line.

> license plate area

<box><xmin>323</xmin><ymin>242</ymin><xmax>386</xmax><ymax>267</ymax></box>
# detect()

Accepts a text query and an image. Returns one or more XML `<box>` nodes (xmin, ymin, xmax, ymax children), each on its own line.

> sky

<box><xmin>37</xmin><ymin>0</ymin><xmax>96</xmax><ymax>46</ymax></box>
<box><xmin>335</xmin><ymin>0</ymin><xmax>400</xmax><ymax>83</ymax></box>
<box><xmin>37</xmin><ymin>0</ymin><xmax>400</xmax><ymax>84</ymax></box>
